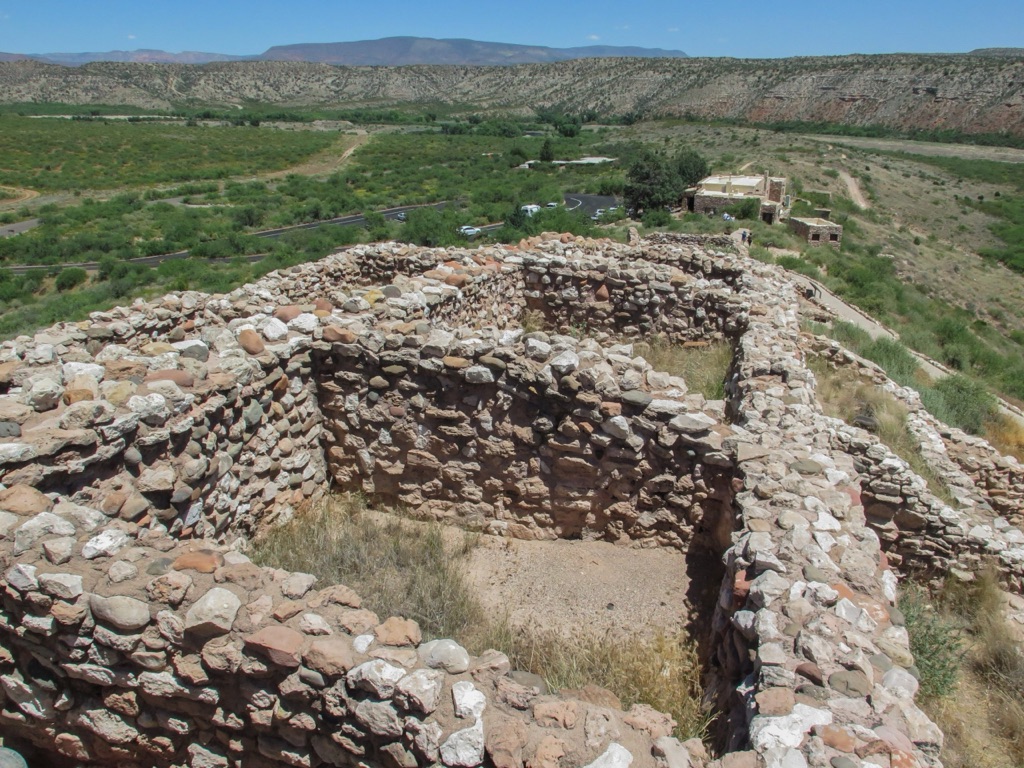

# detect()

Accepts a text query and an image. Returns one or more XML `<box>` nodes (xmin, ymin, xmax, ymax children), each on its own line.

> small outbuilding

<box><xmin>788</xmin><ymin>217</ymin><xmax>843</xmax><ymax>248</ymax></box>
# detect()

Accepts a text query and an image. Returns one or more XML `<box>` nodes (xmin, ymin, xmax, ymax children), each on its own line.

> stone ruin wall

<box><xmin>0</xmin><ymin>234</ymin><xmax>1023</xmax><ymax>768</ymax></box>
<box><xmin>808</xmin><ymin>337</ymin><xmax>1024</xmax><ymax>591</ymax></box>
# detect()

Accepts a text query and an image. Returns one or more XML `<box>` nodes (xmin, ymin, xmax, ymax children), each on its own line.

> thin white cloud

<box><xmin>667</xmin><ymin>27</ymin><xmax>680</xmax><ymax>33</ymax></box>
<box><xmin>127</xmin><ymin>33</ymin><xmax>136</xmax><ymax>40</ymax></box>
<box><xmin>586</xmin><ymin>34</ymin><xmax>600</xmax><ymax>41</ymax></box>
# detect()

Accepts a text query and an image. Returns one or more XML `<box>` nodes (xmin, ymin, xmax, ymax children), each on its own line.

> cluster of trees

<box><xmin>623</xmin><ymin>148</ymin><xmax>710</xmax><ymax>214</ymax></box>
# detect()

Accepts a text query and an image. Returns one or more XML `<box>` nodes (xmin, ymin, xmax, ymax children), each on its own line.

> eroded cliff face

<box><xmin>0</xmin><ymin>54</ymin><xmax>1021</xmax><ymax>135</ymax></box>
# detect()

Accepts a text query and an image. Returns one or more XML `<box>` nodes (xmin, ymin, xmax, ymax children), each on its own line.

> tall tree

<box><xmin>624</xmin><ymin>150</ymin><xmax>681</xmax><ymax>214</ymax></box>
<box><xmin>675</xmin><ymin>149</ymin><xmax>710</xmax><ymax>188</ymax></box>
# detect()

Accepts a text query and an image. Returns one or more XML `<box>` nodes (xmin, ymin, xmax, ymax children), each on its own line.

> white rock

<box><xmin>23</xmin><ymin>377</ymin><xmax>63</xmax><ymax>411</ymax></box>
<box><xmin>62</xmin><ymin>361</ymin><xmax>106</xmax><ymax>382</ymax></box>
<box><xmin>127</xmin><ymin>393</ymin><xmax>169</xmax><ymax>425</ymax></box>
<box><xmin>38</xmin><ymin>572</ymin><xmax>83</xmax><ymax>599</ymax></box>
<box><xmin>184</xmin><ymin>588</ymin><xmax>241</xmax><ymax>637</ymax></box>
<box><xmin>418</xmin><ymin>639</ymin><xmax>471</xmax><ymax>673</ymax></box>
<box><xmin>0</xmin><ymin>443</ymin><xmax>36</xmax><ymax>464</ymax></box>
<box><xmin>882</xmin><ymin>667</ymin><xmax>919</xmax><ymax>699</ymax></box>
<box><xmin>287</xmin><ymin>313</ymin><xmax>319</xmax><ymax>334</ymax></box>
<box><xmin>299</xmin><ymin>613</ymin><xmax>332</xmax><ymax>636</ymax></box>
<box><xmin>668</xmin><ymin>412</ymin><xmax>716</xmax><ymax>433</ymax></box>
<box><xmin>749</xmin><ymin>703</ymin><xmax>832</xmax><ymax>751</ymax></box>
<box><xmin>452</xmin><ymin>680</ymin><xmax>486</xmax><ymax>719</ymax></box>
<box><xmin>439</xmin><ymin>718</ymin><xmax>484</xmax><ymax>768</ymax></box>
<box><xmin>347</xmin><ymin>659</ymin><xmax>406</xmax><ymax>698</ymax></box>
<box><xmin>53</xmin><ymin>500</ymin><xmax>106</xmax><ymax>532</ymax></box>
<box><xmin>394</xmin><ymin>668</ymin><xmax>445</xmax><ymax>714</ymax></box>
<box><xmin>5</xmin><ymin>564</ymin><xmax>38</xmax><ymax>592</ymax></box>
<box><xmin>262</xmin><ymin>318</ymin><xmax>289</xmax><ymax>341</ymax></box>
<box><xmin>525</xmin><ymin>338</ymin><xmax>552</xmax><ymax>360</ymax></box>
<box><xmin>602</xmin><ymin>415</ymin><xmax>631</xmax><ymax>439</ymax></box>
<box><xmin>583</xmin><ymin>743</ymin><xmax>634</xmax><ymax>768</ymax></box>
<box><xmin>464</xmin><ymin>366</ymin><xmax>494</xmax><ymax>384</ymax></box>
<box><xmin>14</xmin><ymin>512</ymin><xmax>76</xmax><ymax>555</ymax></box>
<box><xmin>83</xmin><ymin>528</ymin><xmax>130</xmax><ymax>559</ymax></box>
<box><xmin>549</xmin><ymin>350</ymin><xmax>580</xmax><ymax>375</ymax></box>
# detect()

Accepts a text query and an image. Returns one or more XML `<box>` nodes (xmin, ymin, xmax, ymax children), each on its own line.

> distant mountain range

<box><xmin>0</xmin><ymin>36</ymin><xmax>688</xmax><ymax>67</ymax></box>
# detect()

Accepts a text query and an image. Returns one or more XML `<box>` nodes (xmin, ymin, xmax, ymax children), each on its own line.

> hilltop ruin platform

<box><xmin>0</xmin><ymin>233</ymin><xmax>1022</xmax><ymax>768</ymax></box>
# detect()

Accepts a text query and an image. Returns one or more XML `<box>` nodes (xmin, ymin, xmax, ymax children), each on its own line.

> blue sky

<box><xmin>0</xmin><ymin>0</ymin><xmax>1021</xmax><ymax>58</ymax></box>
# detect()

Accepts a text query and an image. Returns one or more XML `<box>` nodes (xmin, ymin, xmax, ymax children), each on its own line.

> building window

<box><xmin>829</xmin><ymin>233</ymin><xmax>839</xmax><ymax>242</ymax></box>
<box><xmin>811</xmin><ymin>233</ymin><xmax>820</xmax><ymax>241</ymax></box>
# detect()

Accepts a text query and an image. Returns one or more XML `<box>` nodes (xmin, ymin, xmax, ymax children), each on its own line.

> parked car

<box><xmin>396</xmin><ymin>212</ymin><xmax>407</xmax><ymax>222</ymax></box>
<box><xmin>457</xmin><ymin>225</ymin><xmax>481</xmax><ymax>237</ymax></box>
<box><xmin>546</xmin><ymin>202</ymin><xmax>559</xmax><ymax>208</ymax></box>
<box><xmin>521</xmin><ymin>204</ymin><xmax>541</xmax><ymax>217</ymax></box>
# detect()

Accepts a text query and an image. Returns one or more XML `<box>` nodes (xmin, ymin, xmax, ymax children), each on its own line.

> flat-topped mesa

<box><xmin>0</xmin><ymin>233</ymin><xmax>1020</xmax><ymax>767</ymax></box>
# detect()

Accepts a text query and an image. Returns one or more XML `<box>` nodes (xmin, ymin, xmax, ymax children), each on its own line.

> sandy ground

<box><xmin>462</xmin><ymin>534</ymin><xmax>692</xmax><ymax>638</ymax></box>
<box><xmin>805</xmin><ymin>134</ymin><xmax>1024</xmax><ymax>164</ymax></box>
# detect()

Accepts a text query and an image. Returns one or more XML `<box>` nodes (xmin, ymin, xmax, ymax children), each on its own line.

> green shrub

<box><xmin>54</xmin><ymin>267</ymin><xmax>88</xmax><ymax>291</ymax></box>
<box><xmin>900</xmin><ymin>585</ymin><xmax>965</xmax><ymax>700</ymax></box>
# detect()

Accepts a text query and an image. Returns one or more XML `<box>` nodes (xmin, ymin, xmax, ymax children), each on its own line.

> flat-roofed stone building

<box><xmin>788</xmin><ymin>216</ymin><xmax>843</xmax><ymax>247</ymax></box>
<box><xmin>684</xmin><ymin>170</ymin><xmax>788</xmax><ymax>223</ymax></box>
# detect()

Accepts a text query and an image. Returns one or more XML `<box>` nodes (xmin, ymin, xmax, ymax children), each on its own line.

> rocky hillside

<box><xmin>1</xmin><ymin>53</ymin><xmax>1022</xmax><ymax>135</ymax></box>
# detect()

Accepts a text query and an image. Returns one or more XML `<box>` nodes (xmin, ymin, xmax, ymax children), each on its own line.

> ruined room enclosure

<box><xmin>0</xmin><ymin>235</ymin><xmax>979</xmax><ymax>768</ymax></box>
<box><xmin>306</xmin><ymin>248</ymin><xmax>749</xmax><ymax>703</ymax></box>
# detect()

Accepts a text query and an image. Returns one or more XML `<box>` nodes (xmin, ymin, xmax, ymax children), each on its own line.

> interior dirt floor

<box><xmin>462</xmin><ymin>534</ymin><xmax>693</xmax><ymax>638</ymax></box>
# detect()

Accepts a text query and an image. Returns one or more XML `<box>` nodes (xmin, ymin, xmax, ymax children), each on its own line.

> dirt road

<box><xmin>838</xmin><ymin>170</ymin><xmax>870</xmax><ymax>209</ymax></box>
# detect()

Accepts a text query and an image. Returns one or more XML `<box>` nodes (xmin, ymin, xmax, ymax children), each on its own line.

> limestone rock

<box><xmin>184</xmin><ymin>587</ymin><xmax>241</xmax><ymax>637</ymax></box>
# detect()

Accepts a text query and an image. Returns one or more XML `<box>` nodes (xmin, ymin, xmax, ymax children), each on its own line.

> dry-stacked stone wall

<box><xmin>809</xmin><ymin>338</ymin><xmax>1024</xmax><ymax>590</ymax></box>
<box><xmin>0</xmin><ymin>233</ymin><xmax>1022</xmax><ymax>767</ymax></box>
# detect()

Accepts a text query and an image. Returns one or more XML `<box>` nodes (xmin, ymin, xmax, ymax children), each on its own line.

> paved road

<box><xmin>1</xmin><ymin>202</ymin><xmax>450</xmax><ymax>275</ymax></box>
<box><xmin>564</xmin><ymin>193</ymin><xmax>617</xmax><ymax>217</ymax></box>
<box><xmin>0</xmin><ymin>219</ymin><xmax>41</xmax><ymax>239</ymax></box>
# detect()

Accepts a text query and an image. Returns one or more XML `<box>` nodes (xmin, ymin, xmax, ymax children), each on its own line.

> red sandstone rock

<box><xmin>172</xmin><ymin>550</ymin><xmax>224</xmax><ymax>574</ymax></box>
<box><xmin>374</xmin><ymin>616</ymin><xmax>422</xmax><ymax>647</ymax></box>
<box><xmin>274</xmin><ymin>305</ymin><xmax>303</xmax><ymax>323</ymax></box>
<box><xmin>237</xmin><ymin>329</ymin><xmax>265</xmax><ymax>355</ymax></box>
<box><xmin>486</xmin><ymin>717</ymin><xmax>529</xmax><ymax>768</ymax></box>
<box><xmin>304</xmin><ymin>637</ymin><xmax>358</xmax><ymax>677</ymax></box>
<box><xmin>532</xmin><ymin>700</ymin><xmax>579</xmax><ymax>729</ymax></box>
<box><xmin>527</xmin><ymin>735</ymin><xmax>566</xmax><ymax>768</ymax></box>
<box><xmin>0</xmin><ymin>484</ymin><xmax>53</xmax><ymax>515</ymax></box>
<box><xmin>623</xmin><ymin>703</ymin><xmax>675</xmax><ymax>739</ymax></box>
<box><xmin>445</xmin><ymin>273</ymin><xmax>470</xmax><ymax>288</ymax></box>
<box><xmin>244</xmin><ymin>625</ymin><xmax>305</xmax><ymax>667</ymax></box>
<box><xmin>594</xmin><ymin>284</ymin><xmax>610</xmax><ymax>301</ymax></box>
<box><xmin>819</xmin><ymin>724</ymin><xmax>858</xmax><ymax>752</ymax></box>
<box><xmin>755</xmin><ymin>687</ymin><xmax>795</xmax><ymax>716</ymax></box>
<box><xmin>322</xmin><ymin>326</ymin><xmax>357</xmax><ymax>344</ymax></box>
<box><xmin>104</xmin><ymin>359</ymin><xmax>148</xmax><ymax>382</ymax></box>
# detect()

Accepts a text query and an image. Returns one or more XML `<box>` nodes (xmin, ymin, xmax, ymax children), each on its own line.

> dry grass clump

<box><xmin>906</xmin><ymin>573</ymin><xmax>1024</xmax><ymax>768</ymax></box>
<box><xmin>983</xmin><ymin>413</ymin><xmax>1024</xmax><ymax>463</ymax></box>
<box><xmin>468</xmin><ymin>619</ymin><xmax>711</xmax><ymax>741</ymax></box>
<box><xmin>520</xmin><ymin>309</ymin><xmax>549</xmax><ymax>334</ymax></box>
<box><xmin>810</xmin><ymin>358</ymin><xmax>953</xmax><ymax>503</ymax></box>
<box><xmin>253</xmin><ymin>494</ymin><xmax>711</xmax><ymax>742</ymax></box>
<box><xmin>634</xmin><ymin>336</ymin><xmax>733</xmax><ymax>401</ymax></box>
<box><xmin>251</xmin><ymin>494</ymin><xmax>484</xmax><ymax>641</ymax></box>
